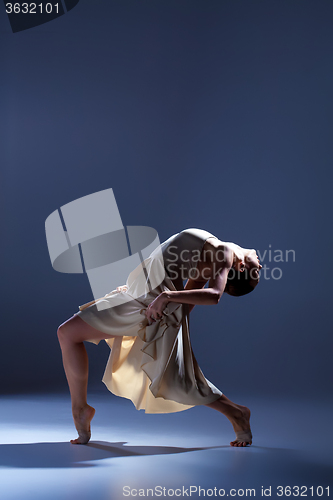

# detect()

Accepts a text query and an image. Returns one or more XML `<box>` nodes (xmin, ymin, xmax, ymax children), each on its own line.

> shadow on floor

<box><xmin>0</xmin><ymin>440</ymin><xmax>332</xmax><ymax>489</ymax></box>
<box><xmin>0</xmin><ymin>441</ymin><xmax>209</xmax><ymax>468</ymax></box>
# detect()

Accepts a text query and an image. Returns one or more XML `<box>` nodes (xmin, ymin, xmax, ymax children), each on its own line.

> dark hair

<box><xmin>225</xmin><ymin>268</ymin><xmax>257</xmax><ymax>297</ymax></box>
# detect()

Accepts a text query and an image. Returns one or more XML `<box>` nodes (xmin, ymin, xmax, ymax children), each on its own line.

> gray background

<box><xmin>1</xmin><ymin>0</ymin><xmax>332</xmax><ymax>398</ymax></box>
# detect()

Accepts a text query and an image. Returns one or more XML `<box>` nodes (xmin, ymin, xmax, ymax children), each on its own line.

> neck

<box><xmin>225</xmin><ymin>242</ymin><xmax>254</xmax><ymax>266</ymax></box>
<box><xmin>224</xmin><ymin>242</ymin><xmax>244</xmax><ymax>265</ymax></box>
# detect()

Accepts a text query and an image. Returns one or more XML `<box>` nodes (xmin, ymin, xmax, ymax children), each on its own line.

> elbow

<box><xmin>211</xmin><ymin>291</ymin><xmax>221</xmax><ymax>305</ymax></box>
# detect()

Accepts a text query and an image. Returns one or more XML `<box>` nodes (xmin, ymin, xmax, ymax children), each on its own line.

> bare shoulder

<box><xmin>202</xmin><ymin>238</ymin><xmax>233</xmax><ymax>268</ymax></box>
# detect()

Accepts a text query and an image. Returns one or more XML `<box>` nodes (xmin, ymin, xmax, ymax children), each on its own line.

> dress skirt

<box><xmin>75</xmin><ymin>249</ymin><xmax>222</xmax><ymax>414</ymax></box>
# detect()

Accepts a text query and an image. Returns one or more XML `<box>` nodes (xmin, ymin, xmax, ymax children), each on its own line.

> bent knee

<box><xmin>57</xmin><ymin>323</ymin><xmax>66</xmax><ymax>343</ymax></box>
<box><xmin>57</xmin><ymin>317</ymin><xmax>77</xmax><ymax>343</ymax></box>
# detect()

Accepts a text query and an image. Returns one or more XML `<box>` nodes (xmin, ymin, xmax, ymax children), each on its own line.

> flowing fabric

<box><xmin>76</xmin><ymin>229</ymin><xmax>222</xmax><ymax>414</ymax></box>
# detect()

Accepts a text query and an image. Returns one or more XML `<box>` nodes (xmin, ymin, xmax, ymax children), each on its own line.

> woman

<box><xmin>57</xmin><ymin>228</ymin><xmax>262</xmax><ymax>447</ymax></box>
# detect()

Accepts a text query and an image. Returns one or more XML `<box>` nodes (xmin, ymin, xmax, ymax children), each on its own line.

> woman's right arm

<box><xmin>184</xmin><ymin>278</ymin><xmax>209</xmax><ymax>313</ymax></box>
<box><xmin>145</xmin><ymin>244</ymin><xmax>233</xmax><ymax>323</ymax></box>
<box><xmin>165</xmin><ymin>242</ymin><xmax>233</xmax><ymax>308</ymax></box>
<box><xmin>163</xmin><ymin>267</ymin><xmax>230</xmax><ymax>307</ymax></box>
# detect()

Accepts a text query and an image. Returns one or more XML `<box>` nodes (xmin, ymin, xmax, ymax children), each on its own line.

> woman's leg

<box><xmin>205</xmin><ymin>395</ymin><xmax>252</xmax><ymax>447</ymax></box>
<box><xmin>57</xmin><ymin>314</ymin><xmax>115</xmax><ymax>444</ymax></box>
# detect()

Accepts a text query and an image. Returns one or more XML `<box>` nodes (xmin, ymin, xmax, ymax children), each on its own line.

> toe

<box><xmin>230</xmin><ymin>439</ymin><xmax>252</xmax><ymax>447</ymax></box>
<box><xmin>70</xmin><ymin>436</ymin><xmax>89</xmax><ymax>445</ymax></box>
<box><xmin>70</xmin><ymin>438</ymin><xmax>80</xmax><ymax>445</ymax></box>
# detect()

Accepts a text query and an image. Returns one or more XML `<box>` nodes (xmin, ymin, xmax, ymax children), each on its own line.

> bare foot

<box><xmin>71</xmin><ymin>404</ymin><xmax>95</xmax><ymax>444</ymax></box>
<box><xmin>230</xmin><ymin>405</ymin><xmax>252</xmax><ymax>447</ymax></box>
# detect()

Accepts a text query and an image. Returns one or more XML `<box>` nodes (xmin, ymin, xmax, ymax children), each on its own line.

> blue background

<box><xmin>1</xmin><ymin>0</ymin><xmax>332</xmax><ymax>397</ymax></box>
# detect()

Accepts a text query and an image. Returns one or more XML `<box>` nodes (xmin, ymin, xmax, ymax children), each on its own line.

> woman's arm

<box><xmin>145</xmin><ymin>266</ymin><xmax>230</xmax><ymax>324</ymax></box>
<box><xmin>183</xmin><ymin>278</ymin><xmax>208</xmax><ymax>313</ymax></box>
<box><xmin>164</xmin><ymin>267</ymin><xmax>229</xmax><ymax>306</ymax></box>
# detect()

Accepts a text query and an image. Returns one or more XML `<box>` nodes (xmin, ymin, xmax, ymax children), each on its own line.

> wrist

<box><xmin>161</xmin><ymin>290</ymin><xmax>171</xmax><ymax>304</ymax></box>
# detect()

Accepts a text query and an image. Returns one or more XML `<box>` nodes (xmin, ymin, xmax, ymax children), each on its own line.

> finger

<box><xmin>146</xmin><ymin>311</ymin><xmax>155</xmax><ymax>323</ymax></box>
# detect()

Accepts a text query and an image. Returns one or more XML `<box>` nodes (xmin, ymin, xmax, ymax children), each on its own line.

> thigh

<box><xmin>75</xmin><ymin>293</ymin><xmax>146</xmax><ymax>337</ymax></box>
<box><xmin>59</xmin><ymin>314</ymin><xmax>117</xmax><ymax>344</ymax></box>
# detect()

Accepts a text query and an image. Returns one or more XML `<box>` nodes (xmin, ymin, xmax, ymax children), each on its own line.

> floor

<box><xmin>0</xmin><ymin>389</ymin><xmax>332</xmax><ymax>499</ymax></box>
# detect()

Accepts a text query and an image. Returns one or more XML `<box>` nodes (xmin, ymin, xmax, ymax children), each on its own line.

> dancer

<box><xmin>57</xmin><ymin>228</ymin><xmax>262</xmax><ymax>447</ymax></box>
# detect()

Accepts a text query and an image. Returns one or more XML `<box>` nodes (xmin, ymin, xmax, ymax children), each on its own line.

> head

<box><xmin>225</xmin><ymin>249</ymin><xmax>262</xmax><ymax>297</ymax></box>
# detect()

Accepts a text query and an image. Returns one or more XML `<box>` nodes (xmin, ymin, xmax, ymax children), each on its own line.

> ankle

<box><xmin>225</xmin><ymin>402</ymin><xmax>245</xmax><ymax>419</ymax></box>
<box><xmin>72</xmin><ymin>403</ymin><xmax>88</xmax><ymax>414</ymax></box>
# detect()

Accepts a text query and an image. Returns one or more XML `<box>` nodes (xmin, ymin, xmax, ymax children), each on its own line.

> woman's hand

<box><xmin>145</xmin><ymin>292</ymin><xmax>169</xmax><ymax>325</ymax></box>
<box><xmin>116</xmin><ymin>285</ymin><xmax>128</xmax><ymax>293</ymax></box>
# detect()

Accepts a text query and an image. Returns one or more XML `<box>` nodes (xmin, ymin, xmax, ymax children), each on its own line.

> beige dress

<box><xmin>76</xmin><ymin>228</ymin><xmax>222</xmax><ymax>414</ymax></box>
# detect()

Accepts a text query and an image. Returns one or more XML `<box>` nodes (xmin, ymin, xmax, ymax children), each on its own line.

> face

<box><xmin>245</xmin><ymin>250</ymin><xmax>262</xmax><ymax>285</ymax></box>
<box><xmin>226</xmin><ymin>249</ymin><xmax>262</xmax><ymax>296</ymax></box>
<box><xmin>233</xmin><ymin>249</ymin><xmax>262</xmax><ymax>283</ymax></box>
